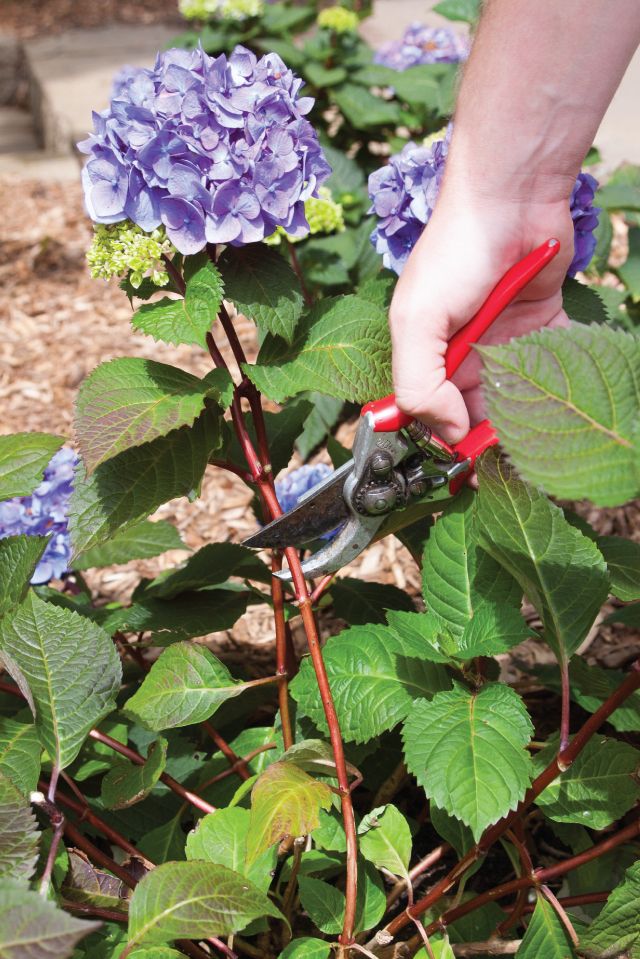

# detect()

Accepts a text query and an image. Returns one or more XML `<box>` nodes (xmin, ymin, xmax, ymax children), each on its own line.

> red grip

<box><xmin>448</xmin><ymin>419</ymin><xmax>499</xmax><ymax>494</ymax></box>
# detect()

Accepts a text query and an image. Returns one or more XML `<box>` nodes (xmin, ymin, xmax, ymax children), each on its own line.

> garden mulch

<box><xmin>0</xmin><ymin>0</ymin><xmax>182</xmax><ymax>40</ymax></box>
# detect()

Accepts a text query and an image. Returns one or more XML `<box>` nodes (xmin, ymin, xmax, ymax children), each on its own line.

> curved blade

<box><xmin>243</xmin><ymin>460</ymin><xmax>353</xmax><ymax>549</ymax></box>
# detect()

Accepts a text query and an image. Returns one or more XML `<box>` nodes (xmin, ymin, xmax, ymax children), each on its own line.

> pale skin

<box><xmin>390</xmin><ymin>0</ymin><xmax>640</xmax><ymax>443</ymax></box>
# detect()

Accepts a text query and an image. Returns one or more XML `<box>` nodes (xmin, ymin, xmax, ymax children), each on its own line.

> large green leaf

<box><xmin>535</xmin><ymin>735</ymin><xmax>640</xmax><ymax>829</ymax></box>
<box><xmin>127</xmin><ymin>861</ymin><xmax>283</xmax><ymax>947</ymax></box>
<box><xmin>476</xmin><ymin>451</ymin><xmax>609</xmax><ymax>662</ymax></box>
<box><xmin>0</xmin><ymin>432</ymin><xmax>63</xmax><ymax>500</ymax></box>
<box><xmin>402</xmin><ymin>681</ymin><xmax>534</xmax><ymax>840</ymax></box>
<box><xmin>0</xmin><ymin>773</ymin><xmax>40</xmax><ymax>882</ymax></box>
<box><xmin>132</xmin><ymin>260</ymin><xmax>224</xmax><ymax>347</ymax></box>
<box><xmin>332</xmin><ymin>84</ymin><xmax>402</xmax><ymax>128</ymax></box>
<box><xmin>62</xmin><ymin>851</ymin><xmax>130</xmax><ymax>910</ymax></box>
<box><xmin>124</xmin><ymin>642</ymin><xmax>245</xmax><ymax>731</ymax></box>
<box><xmin>101</xmin><ymin>737</ymin><xmax>167</xmax><ymax>810</ymax></box>
<box><xmin>142</xmin><ymin>542</ymin><xmax>270</xmax><ymax>599</ymax></box>
<box><xmin>218</xmin><ymin>244</ymin><xmax>304</xmax><ymax>344</ymax></box>
<box><xmin>0</xmin><ymin>719</ymin><xmax>41</xmax><ymax>795</ymax></box>
<box><xmin>597</xmin><ymin>164</ymin><xmax>640</xmax><ymax>211</ymax></box>
<box><xmin>422</xmin><ymin>487</ymin><xmax>522</xmax><ymax>637</ymax></box>
<box><xmin>246</xmin><ymin>761</ymin><xmax>332</xmax><ymax>865</ymax></box>
<box><xmin>0</xmin><ymin>878</ymin><xmax>98</xmax><ymax>958</ymax></box>
<box><xmin>290</xmin><ymin>621</ymin><xmax>451</xmax><ymax>743</ymax></box>
<box><xmin>562</xmin><ymin>277</ymin><xmax>609</xmax><ymax>325</ymax></box>
<box><xmin>68</xmin><ymin>411</ymin><xmax>221</xmax><ymax>554</ymax></box>
<box><xmin>479</xmin><ymin>325</ymin><xmax>640</xmax><ymax>506</ymax></box>
<box><xmin>103</xmin><ymin>589</ymin><xmax>252</xmax><ymax>643</ymax></box>
<box><xmin>280</xmin><ymin>940</ymin><xmax>331</xmax><ymax>959</ymax></box>
<box><xmin>75</xmin><ymin>359</ymin><xmax>230</xmax><ymax>473</ymax></box>
<box><xmin>516</xmin><ymin>894</ymin><xmax>576</xmax><ymax>959</ymax></box>
<box><xmin>0</xmin><ymin>592</ymin><xmax>121</xmax><ymax>771</ymax></box>
<box><xmin>578</xmin><ymin>860</ymin><xmax>640</xmax><ymax>958</ymax></box>
<box><xmin>246</xmin><ymin>295</ymin><xmax>391</xmax><ymax>404</ymax></box>
<box><xmin>297</xmin><ymin>860</ymin><xmax>385</xmax><ymax>935</ymax></box>
<box><xmin>387</xmin><ymin>65</ymin><xmax>445</xmax><ymax>109</ymax></box>
<box><xmin>598</xmin><ymin>535</ymin><xmax>640</xmax><ymax>601</ymax></box>
<box><xmin>618</xmin><ymin>227</ymin><xmax>640</xmax><ymax>300</ymax></box>
<box><xmin>330</xmin><ymin>577</ymin><xmax>414</xmax><ymax>626</ymax></box>
<box><xmin>73</xmin><ymin>520</ymin><xmax>184</xmax><ymax>571</ymax></box>
<box><xmin>185</xmin><ymin>808</ymin><xmax>276</xmax><ymax>891</ymax></box>
<box><xmin>0</xmin><ymin>535</ymin><xmax>47</xmax><ymax>617</ymax></box>
<box><xmin>358</xmin><ymin>804</ymin><xmax>411</xmax><ymax>881</ymax></box>
<box><xmin>455</xmin><ymin>605</ymin><xmax>536</xmax><ymax>660</ymax></box>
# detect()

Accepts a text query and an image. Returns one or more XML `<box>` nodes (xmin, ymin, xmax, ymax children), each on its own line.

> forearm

<box><xmin>447</xmin><ymin>0</ymin><xmax>640</xmax><ymax>204</ymax></box>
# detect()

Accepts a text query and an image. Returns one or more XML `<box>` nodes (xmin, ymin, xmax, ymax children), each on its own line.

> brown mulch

<box><xmin>0</xmin><ymin>0</ymin><xmax>182</xmax><ymax>40</ymax></box>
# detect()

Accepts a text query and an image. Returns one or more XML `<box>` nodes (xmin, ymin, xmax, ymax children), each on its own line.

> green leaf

<box><xmin>0</xmin><ymin>535</ymin><xmax>48</xmax><ymax>617</ymax></box>
<box><xmin>0</xmin><ymin>878</ymin><xmax>99</xmax><ymax>957</ymax></box>
<box><xmin>62</xmin><ymin>850</ymin><xmax>130</xmax><ymax>910</ymax></box>
<box><xmin>432</xmin><ymin>0</ymin><xmax>480</xmax><ymax>21</ymax></box>
<box><xmin>605</xmin><ymin>602</ymin><xmax>640</xmax><ymax>627</ymax></box>
<box><xmin>68</xmin><ymin>411</ymin><xmax>221</xmax><ymax>554</ymax></box>
<box><xmin>422</xmin><ymin>487</ymin><xmax>522</xmax><ymax>638</ymax></box>
<box><xmin>476</xmin><ymin>451</ymin><xmax>609</xmax><ymax>662</ymax></box>
<box><xmin>479</xmin><ymin>325</ymin><xmax>640</xmax><ymax>506</ymax></box>
<box><xmin>127</xmin><ymin>861</ymin><xmax>283</xmax><ymax>947</ymax></box>
<box><xmin>73</xmin><ymin>520</ymin><xmax>184</xmax><ymax>571</ymax></box>
<box><xmin>226</xmin><ymin>399</ymin><xmax>314</xmax><ymax>477</ymax></box>
<box><xmin>516</xmin><ymin>894</ymin><xmax>576</xmax><ymax>959</ymax></box>
<box><xmin>578</xmin><ymin>860</ymin><xmax>640</xmax><ymax>958</ymax></box>
<box><xmin>0</xmin><ymin>592</ymin><xmax>121</xmax><ymax>771</ymax></box>
<box><xmin>101</xmin><ymin>737</ymin><xmax>168</xmax><ymax>810</ymax></box>
<box><xmin>138</xmin><ymin>816</ymin><xmax>186</xmax><ymax>865</ymax></box>
<box><xmin>598</xmin><ymin>535</ymin><xmax>640</xmax><ymax>601</ymax></box>
<box><xmin>0</xmin><ymin>433</ymin><xmax>63</xmax><ymax>500</ymax></box>
<box><xmin>535</xmin><ymin>735</ymin><xmax>640</xmax><ymax>829</ymax></box>
<box><xmin>75</xmin><ymin>358</ymin><xmax>226</xmax><ymax>473</ymax></box>
<box><xmin>430</xmin><ymin>804</ymin><xmax>474</xmax><ymax>859</ymax></box>
<box><xmin>185</xmin><ymin>808</ymin><xmax>276</xmax><ymax>891</ymax></box>
<box><xmin>617</xmin><ymin>227</ymin><xmax>640</xmax><ymax>300</ymax></box>
<box><xmin>416</xmin><ymin>940</ymin><xmax>456</xmax><ymax>959</ymax></box>
<box><xmin>358</xmin><ymin>804</ymin><xmax>411</xmax><ymax>880</ymax></box>
<box><xmin>330</xmin><ymin>577</ymin><xmax>415</xmax><ymax>625</ymax></box>
<box><xmin>218</xmin><ymin>244</ymin><xmax>304</xmax><ymax>344</ymax></box>
<box><xmin>387</xmin><ymin>65</ymin><xmax>444</xmax><ymax>109</ymax></box>
<box><xmin>246</xmin><ymin>761</ymin><xmax>333</xmax><ymax>865</ymax></box>
<box><xmin>0</xmin><ymin>772</ymin><xmax>39</xmax><ymax>882</ymax></box>
<box><xmin>297</xmin><ymin>860</ymin><xmax>385</xmax><ymax>935</ymax></box>
<box><xmin>0</xmin><ymin>719</ymin><xmax>41</xmax><ymax>794</ymax></box>
<box><xmin>247</xmin><ymin>295</ymin><xmax>391</xmax><ymax>403</ymax></box>
<box><xmin>126</xmin><ymin>947</ymin><xmax>182</xmax><ymax>959</ymax></box>
<box><xmin>332</xmin><ymin>84</ymin><xmax>402</xmax><ymax>128</ymax></box>
<box><xmin>598</xmin><ymin>164</ymin><xmax>640</xmax><ymax>211</ymax></box>
<box><xmin>279</xmin><ymin>939</ymin><xmax>331</xmax><ymax>959</ymax></box>
<box><xmin>562</xmin><ymin>277</ymin><xmax>609</xmax><ymax>325</ymax></box>
<box><xmin>290</xmin><ymin>621</ymin><xmax>451</xmax><ymax>743</ymax></box>
<box><xmin>142</xmin><ymin>542</ymin><xmax>269</xmax><ymax>599</ymax></box>
<box><xmin>294</xmin><ymin>394</ymin><xmax>344</xmax><ymax>460</ymax></box>
<box><xmin>456</xmin><ymin>605</ymin><xmax>536</xmax><ymax>660</ymax></box>
<box><xmin>323</xmin><ymin>144</ymin><xmax>366</xmax><ymax>197</ymax></box>
<box><xmin>402</xmin><ymin>681</ymin><xmax>534</xmax><ymax>840</ymax></box>
<box><xmin>103</xmin><ymin>590</ymin><xmax>252</xmax><ymax>644</ymax></box>
<box><xmin>124</xmin><ymin>642</ymin><xmax>245</xmax><ymax>731</ymax></box>
<box><xmin>132</xmin><ymin>261</ymin><xmax>224</xmax><ymax>347</ymax></box>
<box><xmin>305</xmin><ymin>62</ymin><xmax>347</xmax><ymax>87</ymax></box>
<box><xmin>312</xmin><ymin>808</ymin><xmax>347</xmax><ymax>853</ymax></box>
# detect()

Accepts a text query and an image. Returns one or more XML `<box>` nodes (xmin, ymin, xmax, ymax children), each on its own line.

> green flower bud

<box><xmin>317</xmin><ymin>5</ymin><xmax>359</xmax><ymax>34</ymax></box>
<box><xmin>86</xmin><ymin>221</ymin><xmax>175</xmax><ymax>288</ymax></box>
<box><xmin>178</xmin><ymin>0</ymin><xmax>263</xmax><ymax>20</ymax></box>
<box><xmin>264</xmin><ymin>187</ymin><xmax>345</xmax><ymax>245</ymax></box>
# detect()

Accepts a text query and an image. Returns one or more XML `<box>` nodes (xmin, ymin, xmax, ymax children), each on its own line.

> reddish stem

<box><xmin>210</xmin><ymin>459</ymin><xmax>254</xmax><ymax>484</ymax></box>
<box><xmin>310</xmin><ymin>573</ymin><xmax>335</xmax><ymax>606</ymax></box>
<box><xmin>559</xmin><ymin>657</ymin><xmax>571</xmax><ymax>753</ymax></box>
<box><xmin>540</xmin><ymin>883</ymin><xmax>579</xmax><ymax>947</ymax></box>
<box><xmin>162</xmin><ymin>253</ymin><xmax>186</xmax><ymax>295</ymax></box>
<box><xmin>202</xmin><ymin>721</ymin><xmax>250</xmax><ymax>780</ymax></box>
<box><xmin>286</xmin><ymin>240</ymin><xmax>313</xmax><ymax>307</ymax></box>
<box><xmin>197</xmin><ymin>742</ymin><xmax>277</xmax><ymax>791</ymax></box>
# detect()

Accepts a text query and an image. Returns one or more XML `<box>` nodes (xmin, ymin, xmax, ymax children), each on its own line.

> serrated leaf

<box><xmin>0</xmin><ymin>772</ymin><xmax>40</xmax><ymax>882</ymax></box>
<box><xmin>0</xmin><ymin>432</ymin><xmax>63</xmax><ymax>500</ymax></box>
<box><xmin>62</xmin><ymin>851</ymin><xmax>130</xmax><ymax>909</ymax></box>
<box><xmin>476</xmin><ymin>451</ymin><xmax>609</xmax><ymax>662</ymax></box>
<box><xmin>0</xmin><ymin>535</ymin><xmax>48</xmax><ymax>617</ymax></box>
<box><xmin>73</xmin><ymin>520</ymin><xmax>184</xmax><ymax>571</ymax></box>
<box><xmin>185</xmin><ymin>808</ymin><xmax>276</xmax><ymax>891</ymax></box>
<box><xmin>330</xmin><ymin>577</ymin><xmax>415</xmax><ymax>625</ymax></box>
<box><xmin>516</xmin><ymin>894</ymin><xmax>576</xmax><ymax>959</ymax></box>
<box><xmin>75</xmin><ymin>359</ymin><xmax>224</xmax><ymax>473</ymax></box>
<box><xmin>358</xmin><ymin>804</ymin><xmax>411</xmax><ymax>880</ymax></box>
<box><xmin>279</xmin><ymin>939</ymin><xmax>331</xmax><ymax>959</ymax></box>
<box><xmin>479</xmin><ymin>325</ymin><xmax>640</xmax><ymax>506</ymax></box>
<box><xmin>246</xmin><ymin>295</ymin><xmax>391</xmax><ymax>404</ymax></box>
<box><xmin>430</xmin><ymin>804</ymin><xmax>474</xmax><ymax>859</ymax></box>
<box><xmin>143</xmin><ymin>542</ymin><xmax>270</xmax><ymax>599</ymax></box>
<box><xmin>535</xmin><ymin>735</ymin><xmax>640</xmax><ymax>829</ymax></box>
<box><xmin>0</xmin><ymin>719</ymin><xmax>41</xmax><ymax>795</ymax></box>
<box><xmin>124</xmin><ymin>642</ymin><xmax>244</xmax><ymax>731</ymax></box>
<box><xmin>290</xmin><ymin>621</ymin><xmax>451</xmax><ymax>743</ymax></box>
<box><xmin>0</xmin><ymin>878</ymin><xmax>99</xmax><ymax>958</ymax></box>
<box><xmin>423</xmin><ymin>487</ymin><xmax>523</xmax><ymax>639</ymax></box>
<box><xmin>68</xmin><ymin>412</ymin><xmax>220</xmax><ymax>554</ymax></box>
<box><xmin>598</xmin><ymin>535</ymin><xmax>640</xmax><ymax>601</ymax></box>
<box><xmin>578</xmin><ymin>860</ymin><xmax>640</xmax><ymax>958</ymax></box>
<box><xmin>332</xmin><ymin>84</ymin><xmax>402</xmax><ymax>128</ymax></box>
<box><xmin>218</xmin><ymin>244</ymin><xmax>304</xmax><ymax>344</ymax></box>
<box><xmin>456</xmin><ymin>605</ymin><xmax>536</xmax><ymax>660</ymax></box>
<box><xmin>246</xmin><ymin>761</ymin><xmax>332</xmax><ymax>865</ymax></box>
<box><xmin>0</xmin><ymin>592</ymin><xmax>121</xmax><ymax>771</ymax></box>
<box><xmin>133</xmin><ymin>261</ymin><xmax>224</xmax><ymax>347</ymax></box>
<box><xmin>103</xmin><ymin>589</ymin><xmax>251</xmax><ymax>644</ymax></box>
<box><xmin>101</xmin><ymin>738</ymin><xmax>167</xmax><ymax>810</ymax></box>
<box><xmin>127</xmin><ymin>861</ymin><xmax>283</xmax><ymax>946</ymax></box>
<box><xmin>298</xmin><ymin>860</ymin><xmax>385</xmax><ymax>935</ymax></box>
<box><xmin>294</xmin><ymin>394</ymin><xmax>343</xmax><ymax>460</ymax></box>
<box><xmin>562</xmin><ymin>277</ymin><xmax>609</xmax><ymax>325</ymax></box>
<box><xmin>402</xmin><ymin>681</ymin><xmax>534</xmax><ymax>840</ymax></box>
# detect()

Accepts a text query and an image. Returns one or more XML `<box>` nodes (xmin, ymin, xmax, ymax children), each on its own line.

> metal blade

<box><xmin>243</xmin><ymin>460</ymin><xmax>353</xmax><ymax>549</ymax></box>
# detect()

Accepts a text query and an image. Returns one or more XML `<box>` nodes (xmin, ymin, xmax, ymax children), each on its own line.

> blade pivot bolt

<box><xmin>370</xmin><ymin>451</ymin><xmax>394</xmax><ymax>477</ymax></box>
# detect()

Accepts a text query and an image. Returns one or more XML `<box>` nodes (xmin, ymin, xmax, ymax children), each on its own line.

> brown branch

<box><xmin>202</xmin><ymin>721</ymin><xmax>251</xmax><ymax>780</ymax></box>
<box><xmin>32</xmin><ymin>792</ymin><xmax>65</xmax><ymax>895</ymax></box>
<box><xmin>559</xmin><ymin>657</ymin><xmax>571</xmax><ymax>753</ymax></box>
<box><xmin>196</xmin><ymin>742</ymin><xmax>277</xmax><ymax>791</ymax></box>
<box><xmin>286</xmin><ymin>240</ymin><xmax>313</xmax><ymax>307</ymax></box>
<box><xmin>62</xmin><ymin>900</ymin><xmax>128</xmax><ymax>923</ymax></box>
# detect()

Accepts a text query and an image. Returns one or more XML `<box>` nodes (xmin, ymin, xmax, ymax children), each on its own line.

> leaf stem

<box><xmin>162</xmin><ymin>253</ymin><xmax>186</xmax><ymax>295</ymax></box>
<box><xmin>559</xmin><ymin>657</ymin><xmax>571</xmax><ymax>754</ymax></box>
<box><xmin>285</xmin><ymin>239</ymin><xmax>313</xmax><ymax>307</ymax></box>
<box><xmin>32</xmin><ymin>791</ymin><xmax>65</xmax><ymax>896</ymax></box>
<box><xmin>202</xmin><ymin>721</ymin><xmax>251</xmax><ymax>780</ymax></box>
<box><xmin>539</xmin><ymin>883</ymin><xmax>579</xmax><ymax>947</ymax></box>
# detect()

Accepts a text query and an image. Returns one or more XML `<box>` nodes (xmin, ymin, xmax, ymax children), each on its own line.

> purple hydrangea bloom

<box><xmin>374</xmin><ymin>23</ymin><xmax>469</xmax><ymax>71</ymax></box>
<box><xmin>369</xmin><ymin>125</ymin><xmax>600</xmax><ymax>277</ymax></box>
<box><xmin>275</xmin><ymin>463</ymin><xmax>334</xmax><ymax>514</ymax></box>
<box><xmin>0</xmin><ymin>448</ymin><xmax>76</xmax><ymax>585</ymax></box>
<box><xmin>79</xmin><ymin>45</ymin><xmax>331</xmax><ymax>254</ymax></box>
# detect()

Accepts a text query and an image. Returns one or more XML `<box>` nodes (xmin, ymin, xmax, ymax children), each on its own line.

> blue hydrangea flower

<box><xmin>0</xmin><ymin>448</ymin><xmax>76</xmax><ymax>585</ymax></box>
<box><xmin>275</xmin><ymin>463</ymin><xmax>334</xmax><ymax>514</ymax></box>
<box><xmin>374</xmin><ymin>23</ymin><xmax>469</xmax><ymax>71</ymax></box>
<box><xmin>369</xmin><ymin>126</ymin><xmax>600</xmax><ymax>277</ymax></box>
<box><xmin>79</xmin><ymin>46</ymin><xmax>331</xmax><ymax>255</ymax></box>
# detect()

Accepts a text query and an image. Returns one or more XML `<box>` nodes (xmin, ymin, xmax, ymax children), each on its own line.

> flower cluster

<box><xmin>0</xmin><ymin>448</ymin><xmax>76</xmax><ymax>585</ymax></box>
<box><xmin>87</xmin><ymin>221</ymin><xmax>175</xmax><ymax>288</ymax></box>
<box><xmin>79</xmin><ymin>46</ymin><xmax>331</xmax><ymax>255</ymax></box>
<box><xmin>374</xmin><ymin>22</ymin><xmax>469</xmax><ymax>71</ymax></box>
<box><xmin>369</xmin><ymin>126</ymin><xmax>600</xmax><ymax>276</ymax></box>
<box><xmin>179</xmin><ymin>0</ymin><xmax>264</xmax><ymax>21</ymax></box>
<box><xmin>317</xmin><ymin>6</ymin><xmax>360</xmax><ymax>34</ymax></box>
<box><xmin>265</xmin><ymin>186</ymin><xmax>345</xmax><ymax>244</ymax></box>
<box><xmin>275</xmin><ymin>463</ymin><xmax>334</xmax><ymax>513</ymax></box>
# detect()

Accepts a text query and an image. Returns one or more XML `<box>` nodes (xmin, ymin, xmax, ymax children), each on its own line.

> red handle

<box><xmin>361</xmin><ymin>238</ymin><xmax>560</xmax><ymax>434</ymax></box>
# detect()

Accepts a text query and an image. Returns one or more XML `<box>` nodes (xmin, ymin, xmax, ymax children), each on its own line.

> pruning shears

<box><xmin>244</xmin><ymin>238</ymin><xmax>560</xmax><ymax>580</ymax></box>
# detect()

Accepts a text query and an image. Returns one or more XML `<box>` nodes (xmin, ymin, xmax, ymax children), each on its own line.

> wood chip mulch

<box><xmin>0</xmin><ymin>0</ymin><xmax>182</xmax><ymax>40</ymax></box>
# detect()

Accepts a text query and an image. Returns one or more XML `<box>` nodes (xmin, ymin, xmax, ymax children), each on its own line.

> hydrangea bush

<box><xmin>2</xmin><ymin>17</ymin><xmax>640</xmax><ymax>959</ymax></box>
